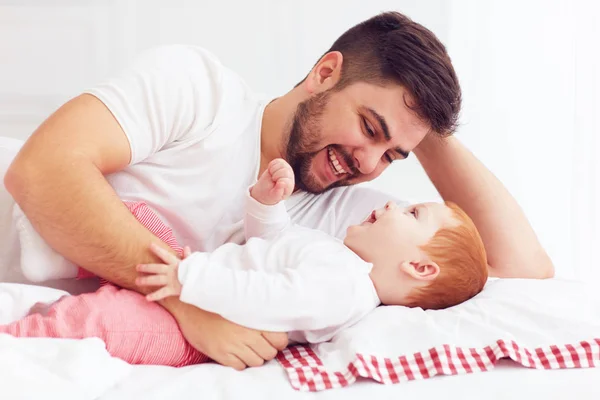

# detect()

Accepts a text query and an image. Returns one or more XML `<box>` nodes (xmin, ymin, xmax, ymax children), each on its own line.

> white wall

<box><xmin>367</xmin><ymin>0</ymin><xmax>599</xmax><ymax>280</ymax></box>
<box><xmin>442</xmin><ymin>0</ymin><xmax>599</xmax><ymax>279</ymax></box>
<box><xmin>0</xmin><ymin>0</ymin><xmax>597</xmax><ymax>279</ymax></box>
<box><xmin>0</xmin><ymin>0</ymin><xmax>449</xmax><ymax>141</ymax></box>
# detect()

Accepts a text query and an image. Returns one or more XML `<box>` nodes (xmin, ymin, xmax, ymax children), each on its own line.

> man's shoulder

<box><xmin>149</xmin><ymin>44</ymin><xmax>265</xmax><ymax>112</ymax></box>
<box><xmin>140</xmin><ymin>44</ymin><xmax>266</xmax><ymax>137</ymax></box>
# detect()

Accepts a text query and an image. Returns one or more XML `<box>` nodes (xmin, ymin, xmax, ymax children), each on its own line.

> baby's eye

<box><xmin>410</xmin><ymin>209</ymin><xmax>418</xmax><ymax>218</ymax></box>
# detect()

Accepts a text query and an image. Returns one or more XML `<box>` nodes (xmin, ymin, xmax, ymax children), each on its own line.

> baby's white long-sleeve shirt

<box><xmin>177</xmin><ymin>192</ymin><xmax>380</xmax><ymax>344</ymax></box>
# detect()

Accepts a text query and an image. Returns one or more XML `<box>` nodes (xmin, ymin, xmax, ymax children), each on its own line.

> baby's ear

<box><xmin>400</xmin><ymin>260</ymin><xmax>440</xmax><ymax>281</ymax></box>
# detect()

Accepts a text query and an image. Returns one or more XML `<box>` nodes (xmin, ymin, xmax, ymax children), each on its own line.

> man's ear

<box><xmin>400</xmin><ymin>260</ymin><xmax>440</xmax><ymax>281</ymax></box>
<box><xmin>304</xmin><ymin>51</ymin><xmax>343</xmax><ymax>94</ymax></box>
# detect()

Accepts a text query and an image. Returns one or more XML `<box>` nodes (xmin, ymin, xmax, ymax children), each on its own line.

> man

<box><xmin>1</xmin><ymin>12</ymin><xmax>553</xmax><ymax>370</ymax></box>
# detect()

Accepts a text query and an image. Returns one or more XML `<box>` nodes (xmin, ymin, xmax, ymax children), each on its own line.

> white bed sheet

<box><xmin>1</xmin><ymin>283</ymin><xmax>598</xmax><ymax>400</ymax></box>
<box><xmin>100</xmin><ymin>359</ymin><xmax>599</xmax><ymax>400</ymax></box>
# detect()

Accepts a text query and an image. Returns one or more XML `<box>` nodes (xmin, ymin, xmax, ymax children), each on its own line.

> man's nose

<box><xmin>354</xmin><ymin>147</ymin><xmax>383</xmax><ymax>175</ymax></box>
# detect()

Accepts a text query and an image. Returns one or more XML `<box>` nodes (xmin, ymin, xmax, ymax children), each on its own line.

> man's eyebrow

<box><xmin>365</xmin><ymin>107</ymin><xmax>410</xmax><ymax>159</ymax></box>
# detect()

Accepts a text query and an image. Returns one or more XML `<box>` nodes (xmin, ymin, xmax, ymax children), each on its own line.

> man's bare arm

<box><xmin>5</xmin><ymin>94</ymin><xmax>171</xmax><ymax>288</ymax></box>
<box><xmin>413</xmin><ymin>135</ymin><xmax>554</xmax><ymax>279</ymax></box>
<box><xmin>4</xmin><ymin>94</ymin><xmax>288</xmax><ymax>368</ymax></box>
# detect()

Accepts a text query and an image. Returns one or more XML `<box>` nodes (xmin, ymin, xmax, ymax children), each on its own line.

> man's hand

<box><xmin>162</xmin><ymin>297</ymin><xmax>289</xmax><ymax>370</ymax></box>
<box><xmin>250</xmin><ymin>158</ymin><xmax>294</xmax><ymax>205</ymax></box>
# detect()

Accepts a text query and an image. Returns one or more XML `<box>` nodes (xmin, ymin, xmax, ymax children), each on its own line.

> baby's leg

<box><xmin>13</xmin><ymin>204</ymin><xmax>79</xmax><ymax>282</ymax></box>
<box><xmin>0</xmin><ymin>284</ymin><xmax>209</xmax><ymax>367</ymax></box>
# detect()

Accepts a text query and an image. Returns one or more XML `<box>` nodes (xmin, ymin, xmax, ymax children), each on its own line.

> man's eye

<box><xmin>362</xmin><ymin>117</ymin><xmax>375</xmax><ymax>137</ymax></box>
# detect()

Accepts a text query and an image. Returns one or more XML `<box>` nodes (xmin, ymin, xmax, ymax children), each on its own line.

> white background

<box><xmin>0</xmin><ymin>0</ymin><xmax>597</xmax><ymax>280</ymax></box>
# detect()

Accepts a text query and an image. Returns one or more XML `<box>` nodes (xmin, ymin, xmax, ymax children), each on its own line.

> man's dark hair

<box><xmin>300</xmin><ymin>11</ymin><xmax>461</xmax><ymax>135</ymax></box>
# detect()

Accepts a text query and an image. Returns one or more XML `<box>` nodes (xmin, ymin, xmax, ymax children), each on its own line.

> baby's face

<box><xmin>344</xmin><ymin>201</ymin><xmax>457</xmax><ymax>265</ymax></box>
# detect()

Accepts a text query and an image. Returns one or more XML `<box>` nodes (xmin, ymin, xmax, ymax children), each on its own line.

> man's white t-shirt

<box><xmin>89</xmin><ymin>44</ymin><xmax>265</xmax><ymax>251</ymax></box>
<box><xmin>0</xmin><ymin>44</ymin><xmax>406</xmax><ymax>291</ymax></box>
<box><xmin>87</xmin><ymin>44</ymin><xmax>404</xmax><ymax>251</ymax></box>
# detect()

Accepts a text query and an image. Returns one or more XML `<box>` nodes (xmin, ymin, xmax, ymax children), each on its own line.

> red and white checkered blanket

<box><xmin>276</xmin><ymin>278</ymin><xmax>600</xmax><ymax>391</ymax></box>
<box><xmin>277</xmin><ymin>339</ymin><xmax>600</xmax><ymax>391</ymax></box>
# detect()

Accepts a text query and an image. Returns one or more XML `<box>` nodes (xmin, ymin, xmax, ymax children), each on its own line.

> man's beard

<box><xmin>284</xmin><ymin>91</ymin><xmax>355</xmax><ymax>194</ymax></box>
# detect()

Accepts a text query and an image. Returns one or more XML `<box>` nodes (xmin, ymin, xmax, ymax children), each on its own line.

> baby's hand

<box><xmin>136</xmin><ymin>243</ymin><xmax>184</xmax><ymax>302</ymax></box>
<box><xmin>250</xmin><ymin>158</ymin><xmax>295</xmax><ymax>205</ymax></box>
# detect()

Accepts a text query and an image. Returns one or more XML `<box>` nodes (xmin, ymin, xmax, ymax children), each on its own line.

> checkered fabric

<box><xmin>277</xmin><ymin>339</ymin><xmax>600</xmax><ymax>391</ymax></box>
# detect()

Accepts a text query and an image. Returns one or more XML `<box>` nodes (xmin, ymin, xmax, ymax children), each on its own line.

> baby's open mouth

<box><xmin>363</xmin><ymin>211</ymin><xmax>376</xmax><ymax>224</ymax></box>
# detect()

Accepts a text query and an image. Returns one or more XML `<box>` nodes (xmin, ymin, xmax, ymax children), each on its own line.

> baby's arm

<box><xmin>176</xmin><ymin>259</ymin><xmax>375</xmax><ymax>333</ymax></box>
<box><xmin>138</xmin><ymin>248</ymin><xmax>370</xmax><ymax>334</ymax></box>
<box><xmin>245</xmin><ymin>158</ymin><xmax>294</xmax><ymax>240</ymax></box>
<box><xmin>137</xmin><ymin>234</ymin><xmax>377</xmax><ymax>336</ymax></box>
<box><xmin>244</xmin><ymin>191</ymin><xmax>291</xmax><ymax>241</ymax></box>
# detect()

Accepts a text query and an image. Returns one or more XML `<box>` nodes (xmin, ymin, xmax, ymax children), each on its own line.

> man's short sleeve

<box><xmin>84</xmin><ymin>45</ymin><xmax>223</xmax><ymax>165</ymax></box>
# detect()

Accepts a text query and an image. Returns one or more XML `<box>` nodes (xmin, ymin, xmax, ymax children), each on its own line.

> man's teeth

<box><xmin>328</xmin><ymin>148</ymin><xmax>347</xmax><ymax>175</ymax></box>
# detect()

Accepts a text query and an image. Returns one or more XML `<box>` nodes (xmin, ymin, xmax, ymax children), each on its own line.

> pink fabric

<box><xmin>0</xmin><ymin>284</ymin><xmax>209</xmax><ymax>366</ymax></box>
<box><xmin>0</xmin><ymin>201</ymin><xmax>210</xmax><ymax>367</ymax></box>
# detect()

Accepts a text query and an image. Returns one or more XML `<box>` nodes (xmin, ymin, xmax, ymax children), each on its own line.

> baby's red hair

<box><xmin>405</xmin><ymin>201</ymin><xmax>488</xmax><ymax>310</ymax></box>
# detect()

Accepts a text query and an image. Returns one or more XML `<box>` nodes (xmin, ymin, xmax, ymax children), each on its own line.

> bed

<box><xmin>1</xmin><ymin>278</ymin><xmax>598</xmax><ymax>400</ymax></box>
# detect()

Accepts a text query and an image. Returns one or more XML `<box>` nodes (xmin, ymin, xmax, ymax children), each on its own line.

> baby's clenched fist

<box><xmin>250</xmin><ymin>158</ymin><xmax>295</xmax><ymax>205</ymax></box>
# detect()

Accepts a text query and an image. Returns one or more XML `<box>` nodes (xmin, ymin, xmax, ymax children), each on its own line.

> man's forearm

<box><xmin>5</xmin><ymin>155</ymin><xmax>176</xmax><ymax>292</ymax></box>
<box><xmin>414</xmin><ymin>135</ymin><xmax>554</xmax><ymax>279</ymax></box>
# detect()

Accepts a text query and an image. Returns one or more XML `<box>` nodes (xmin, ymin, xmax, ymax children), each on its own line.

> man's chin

<box><xmin>296</xmin><ymin>176</ymin><xmax>327</xmax><ymax>194</ymax></box>
<box><xmin>298</xmin><ymin>175</ymin><xmax>350</xmax><ymax>194</ymax></box>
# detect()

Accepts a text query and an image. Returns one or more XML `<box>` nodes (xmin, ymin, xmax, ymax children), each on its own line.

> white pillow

<box><xmin>277</xmin><ymin>278</ymin><xmax>600</xmax><ymax>391</ymax></box>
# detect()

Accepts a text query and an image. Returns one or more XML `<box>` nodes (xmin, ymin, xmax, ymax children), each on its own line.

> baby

<box><xmin>0</xmin><ymin>159</ymin><xmax>488</xmax><ymax>365</ymax></box>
